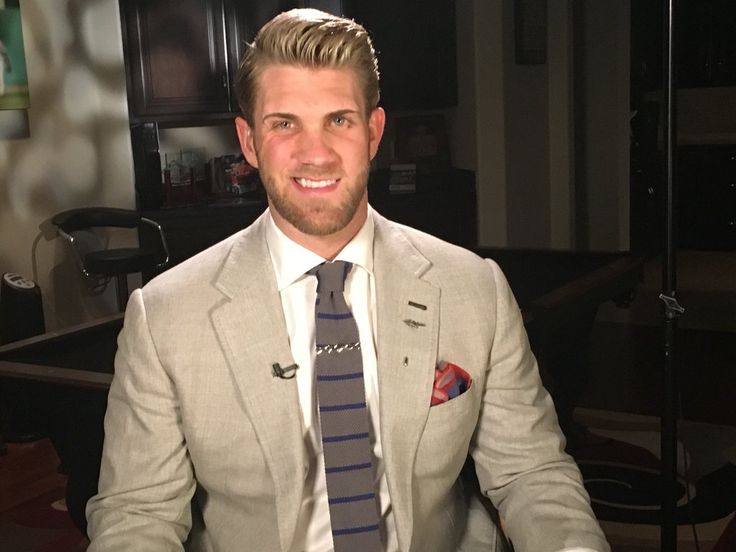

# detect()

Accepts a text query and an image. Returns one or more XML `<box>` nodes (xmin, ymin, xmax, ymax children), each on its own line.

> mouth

<box><xmin>293</xmin><ymin>177</ymin><xmax>339</xmax><ymax>190</ymax></box>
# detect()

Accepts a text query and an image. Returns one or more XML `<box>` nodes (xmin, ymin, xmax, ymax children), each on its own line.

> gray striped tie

<box><xmin>311</xmin><ymin>261</ymin><xmax>382</xmax><ymax>551</ymax></box>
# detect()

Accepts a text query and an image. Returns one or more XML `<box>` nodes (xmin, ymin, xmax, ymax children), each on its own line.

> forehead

<box><xmin>253</xmin><ymin>64</ymin><xmax>366</xmax><ymax>116</ymax></box>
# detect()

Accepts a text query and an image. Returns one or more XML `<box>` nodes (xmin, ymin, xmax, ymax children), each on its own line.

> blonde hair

<box><xmin>235</xmin><ymin>9</ymin><xmax>380</xmax><ymax>124</ymax></box>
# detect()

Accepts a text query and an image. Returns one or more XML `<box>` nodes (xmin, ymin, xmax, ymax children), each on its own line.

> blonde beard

<box><xmin>260</xmin><ymin>166</ymin><xmax>369</xmax><ymax>236</ymax></box>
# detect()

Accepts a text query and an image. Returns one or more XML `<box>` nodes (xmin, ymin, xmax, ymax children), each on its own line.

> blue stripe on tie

<box><xmin>333</xmin><ymin>524</ymin><xmax>380</xmax><ymax>536</ymax></box>
<box><xmin>328</xmin><ymin>492</ymin><xmax>375</xmax><ymax>505</ymax></box>
<box><xmin>317</xmin><ymin>312</ymin><xmax>353</xmax><ymax>320</ymax></box>
<box><xmin>319</xmin><ymin>402</ymin><xmax>366</xmax><ymax>412</ymax></box>
<box><xmin>325</xmin><ymin>462</ymin><xmax>372</xmax><ymax>474</ymax></box>
<box><xmin>317</xmin><ymin>372</ymin><xmax>363</xmax><ymax>382</ymax></box>
<box><xmin>322</xmin><ymin>432</ymin><xmax>369</xmax><ymax>443</ymax></box>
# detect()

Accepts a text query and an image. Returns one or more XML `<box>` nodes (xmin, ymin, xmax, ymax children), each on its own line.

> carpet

<box><xmin>572</xmin><ymin>408</ymin><xmax>736</xmax><ymax>551</ymax></box>
<box><xmin>2</xmin><ymin>411</ymin><xmax>734</xmax><ymax>552</ymax></box>
<box><xmin>0</xmin><ymin>488</ymin><xmax>86</xmax><ymax>552</ymax></box>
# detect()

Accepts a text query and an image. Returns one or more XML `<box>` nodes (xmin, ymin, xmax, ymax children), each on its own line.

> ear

<box><xmin>235</xmin><ymin>116</ymin><xmax>259</xmax><ymax>168</ymax></box>
<box><xmin>368</xmin><ymin>107</ymin><xmax>386</xmax><ymax>160</ymax></box>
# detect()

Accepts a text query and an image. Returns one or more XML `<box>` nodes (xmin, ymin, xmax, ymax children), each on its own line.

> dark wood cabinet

<box><xmin>121</xmin><ymin>0</ymin><xmax>298</xmax><ymax>121</ymax></box>
<box><xmin>343</xmin><ymin>0</ymin><xmax>457</xmax><ymax>110</ymax></box>
<box><xmin>632</xmin><ymin>0</ymin><xmax>736</xmax><ymax>91</ymax></box>
<box><xmin>678</xmin><ymin>0</ymin><xmax>736</xmax><ymax>89</ymax></box>
<box><xmin>121</xmin><ymin>0</ymin><xmax>459</xmax><ymax>209</ymax></box>
<box><xmin>121</xmin><ymin>0</ymin><xmax>458</xmax><ymax>120</ymax></box>
<box><xmin>223</xmin><ymin>1</ymin><xmax>308</xmax><ymax>113</ymax></box>
<box><xmin>121</xmin><ymin>0</ymin><xmax>231</xmax><ymax>119</ymax></box>
<box><xmin>678</xmin><ymin>145</ymin><xmax>736</xmax><ymax>251</ymax></box>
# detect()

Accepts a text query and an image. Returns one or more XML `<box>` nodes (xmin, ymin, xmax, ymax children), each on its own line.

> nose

<box><xmin>294</xmin><ymin>128</ymin><xmax>339</xmax><ymax>168</ymax></box>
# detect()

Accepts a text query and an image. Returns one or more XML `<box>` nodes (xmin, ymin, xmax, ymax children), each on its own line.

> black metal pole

<box><xmin>659</xmin><ymin>0</ymin><xmax>683</xmax><ymax>550</ymax></box>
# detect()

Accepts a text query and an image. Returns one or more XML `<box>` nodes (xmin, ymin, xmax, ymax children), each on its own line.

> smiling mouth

<box><xmin>294</xmin><ymin>177</ymin><xmax>339</xmax><ymax>189</ymax></box>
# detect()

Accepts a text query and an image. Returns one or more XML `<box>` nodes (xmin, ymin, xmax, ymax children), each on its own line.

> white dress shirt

<box><xmin>264</xmin><ymin>208</ymin><xmax>600</xmax><ymax>552</ymax></box>
<box><xmin>265</xmin><ymin>209</ymin><xmax>398</xmax><ymax>552</ymax></box>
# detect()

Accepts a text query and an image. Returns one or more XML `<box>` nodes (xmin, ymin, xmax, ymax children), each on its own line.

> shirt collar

<box><xmin>265</xmin><ymin>207</ymin><xmax>375</xmax><ymax>291</ymax></box>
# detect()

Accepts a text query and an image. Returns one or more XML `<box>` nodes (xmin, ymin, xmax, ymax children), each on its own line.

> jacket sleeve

<box><xmin>86</xmin><ymin>289</ymin><xmax>195</xmax><ymax>551</ymax></box>
<box><xmin>469</xmin><ymin>259</ymin><xmax>610</xmax><ymax>552</ymax></box>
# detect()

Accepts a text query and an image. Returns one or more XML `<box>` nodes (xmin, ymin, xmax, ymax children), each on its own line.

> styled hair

<box><xmin>235</xmin><ymin>8</ymin><xmax>380</xmax><ymax>124</ymax></box>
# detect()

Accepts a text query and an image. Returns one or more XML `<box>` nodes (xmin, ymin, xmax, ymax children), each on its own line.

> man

<box><xmin>87</xmin><ymin>9</ymin><xmax>609</xmax><ymax>552</ymax></box>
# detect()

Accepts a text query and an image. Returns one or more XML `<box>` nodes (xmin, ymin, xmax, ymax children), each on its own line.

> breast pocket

<box><xmin>416</xmin><ymin>384</ymin><xmax>479</xmax><ymax>479</ymax></box>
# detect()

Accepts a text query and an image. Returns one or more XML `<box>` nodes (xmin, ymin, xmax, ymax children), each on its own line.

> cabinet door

<box><xmin>678</xmin><ymin>146</ymin><xmax>736</xmax><ymax>251</ymax></box>
<box><xmin>122</xmin><ymin>0</ymin><xmax>230</xmax><ymax>118</ymax></box>
<box><xmin>343</xmin><ymin>0</ymin><xmax>457</xmax><ymax>110</ymax></box>
<box><xmin>224</xmin><ymin>1</ymin><xmax>301</xmax><ymax>114</ymax></box>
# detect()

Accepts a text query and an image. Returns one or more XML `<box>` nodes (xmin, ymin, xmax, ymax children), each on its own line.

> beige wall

<box><xmin>458</xmin><ymin>0</ymin><xmax>630</xmax><ymax>250</ymax></box>
<box><xmin>502</xmin><ymin>0</ymin><xmax>550</xmax><ymax>249</ymax></box>
<box><xmin>574</xmin><ymin>0</ymin><xmax>630</xmax><ymax>250</ymax></box>
<box><xmin>0</xmin><ymin>0</ymin><xmax>134</xmax><ymax>330</ymax></box>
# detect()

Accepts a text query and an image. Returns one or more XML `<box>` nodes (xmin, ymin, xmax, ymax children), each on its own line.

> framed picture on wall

<box><xmin>0</xmin><ymin>1</ymin><xmax>30</xmax><ymax>110</ymax></box>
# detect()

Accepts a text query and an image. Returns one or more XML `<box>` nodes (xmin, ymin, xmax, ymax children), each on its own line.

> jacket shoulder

<box><xmin>381</xmin><ymin>217</ymin><xmax>494</xmax><ymax>275</ymax></box>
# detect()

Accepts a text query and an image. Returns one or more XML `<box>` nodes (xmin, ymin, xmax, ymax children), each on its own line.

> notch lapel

<box><xmin>373</xmin><ymin>215</ymin><xmax>440</xmax><ymax>552</ymax></box>
<box><xmin>210</xmin><ymin>216</ymin><xmax>305</xmax><ymax>552</ymax></box>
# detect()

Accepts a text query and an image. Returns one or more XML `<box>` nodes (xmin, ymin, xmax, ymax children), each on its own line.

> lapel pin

<box><xmin>403</xmin><ymin>318</ymin><xmax>426</xmax><ymax>329</ymax></box>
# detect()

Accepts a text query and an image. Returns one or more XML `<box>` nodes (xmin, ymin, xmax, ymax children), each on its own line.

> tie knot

<box><xmin>311</xmin><ymin>261</ymin><xmax>351</xmax><ymax>293</ymax></box>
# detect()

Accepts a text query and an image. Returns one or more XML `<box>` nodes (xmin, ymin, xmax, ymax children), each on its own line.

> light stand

<box><xmin>659</xmin><ymin>0</ymin><xmax>685</xmax><ymax>550</ymax></box>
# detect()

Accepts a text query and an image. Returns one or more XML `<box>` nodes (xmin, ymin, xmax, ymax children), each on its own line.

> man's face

<box><xmin>235</xmin><ymin>65</ymin><xmax>385</xmax><ymax>245</ymax></box>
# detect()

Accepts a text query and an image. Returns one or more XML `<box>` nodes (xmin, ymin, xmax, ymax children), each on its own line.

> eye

<box><xmin>333</xmin><ymin>115</ymin><xmax>348</xmax><ymax>127</ymax></box>
<box><xmin>274</xmin><ymin>120</ymin><xmax>292</xmax><ymax>130</ymax></box>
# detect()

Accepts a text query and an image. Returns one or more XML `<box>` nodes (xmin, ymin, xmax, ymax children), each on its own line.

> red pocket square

<box><xmin>431</xmin><ymin>362</ymin><xmax>472</xmax><ymax>406</ymax></box>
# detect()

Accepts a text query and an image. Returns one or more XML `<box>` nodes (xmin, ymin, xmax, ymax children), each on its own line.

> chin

<box><xmin>290</xmin><ymin>208</ymin><xmax>356</xmax><ymax>236</ymax></box>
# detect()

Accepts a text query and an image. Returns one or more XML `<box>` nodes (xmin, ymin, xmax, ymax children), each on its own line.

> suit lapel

<box><xmin>373</xmin><ymin>215</ymin><xmax>440</xmax><ymax>552</ymax></box>
<box><xmin>210</xmin><ymin>215</ymin><xmax>304</xmax><ymax>552</ymax></box>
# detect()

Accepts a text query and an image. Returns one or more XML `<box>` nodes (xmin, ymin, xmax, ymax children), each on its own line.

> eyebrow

<box><xmin>329</xmin><ymin>109</ymin><xmax>361</xmax><ymax>118</ymax></box>
<box><xmin>261</xmin><ymin>108</ymin><xmax>362</xmax><ymax>124</ymax></box>
<box><xmin>262</xmin><ymin>112</ymin><xmax>296</xmax><ymax>124</ymax></box>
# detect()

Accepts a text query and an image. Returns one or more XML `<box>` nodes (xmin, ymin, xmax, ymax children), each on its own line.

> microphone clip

<box><xmin>272</xmin><ymin>362</ymin><xmax>299</xmax><ymax>379</ymax></box>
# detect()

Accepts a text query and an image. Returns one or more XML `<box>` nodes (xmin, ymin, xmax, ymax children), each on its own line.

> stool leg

<box><xmin>115</xmin><ymin>274</ymin><xmax>129</xmax><ymax>312</ymax></box>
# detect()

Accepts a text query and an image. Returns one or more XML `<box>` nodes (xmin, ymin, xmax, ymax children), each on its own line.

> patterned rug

<box><xmin>572</xmin><ymin>408</ymin><xmax>736</xmax><ymax>551</ymax></box>
<box><xmin>0</xmin><ymin>438</ymin><xmax>87</xmax><ymax>552</ymax></box>
<box><xmin>2</xmin><ymin>411</ymin><xmax>734</xmax><ymax>551</ymax></box>
<box><xmin>0</xmin><ymin>489</ymin><xmax>86</xmax><ymax>552</ymax></box>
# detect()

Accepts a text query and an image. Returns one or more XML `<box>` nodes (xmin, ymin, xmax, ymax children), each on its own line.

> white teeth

<box><xmin>296</xmin><ymin>178</ymin><xmax>336</xmax><ymax>188</ymax></box>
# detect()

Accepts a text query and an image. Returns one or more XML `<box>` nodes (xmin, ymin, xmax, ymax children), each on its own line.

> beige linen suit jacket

<box><xmin>86</xmin><ymin>210</ymin><xmax>609</xmax><ymax>552</ymax></box>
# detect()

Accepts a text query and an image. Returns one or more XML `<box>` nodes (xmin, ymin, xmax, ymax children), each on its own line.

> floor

<box><xmin>0</xmin><ymin>439</ymin><xmax>88</xmax><ymax>552</ymax></box>
<box><xmin>573</xmin><ymin>250</ymin><xmax>736</xmax><ymax>551</ymax></box>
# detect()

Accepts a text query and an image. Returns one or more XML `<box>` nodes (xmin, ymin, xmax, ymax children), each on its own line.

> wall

<box><xmin>0</xmin><ymin>0</ymin><xmax>134</xmax><ymax>330</ymax></box>
<box><xmin>457</xmin><ymin>0</ymin><xmax>630</xmax><ymax>250</ymax></box>
<box><xmin>574</xmin><ymin>0</ymin><xmax>630</xmax><ymax>250</ymax></box>
<box><xmin>502</xmin><ymin>0</ymin><xmax>550</xmax><ymax>249</ymax></box>
<box><xmin>470</xmin><ymin>0</ymin><xmax>508</xmax><ymax>247</ymax></box>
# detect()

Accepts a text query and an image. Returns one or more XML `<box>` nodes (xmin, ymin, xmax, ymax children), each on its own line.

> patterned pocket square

<box><xmin>431</xmin><ymin>361</ymin><xmax>472</xmax><ymax>406</ymax></box>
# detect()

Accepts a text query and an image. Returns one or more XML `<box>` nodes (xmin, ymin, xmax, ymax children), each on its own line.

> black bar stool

<box><xmin>52</xmin><ymin>207</ymin><xmax>170</xmax><ymax>311</ymax></box>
